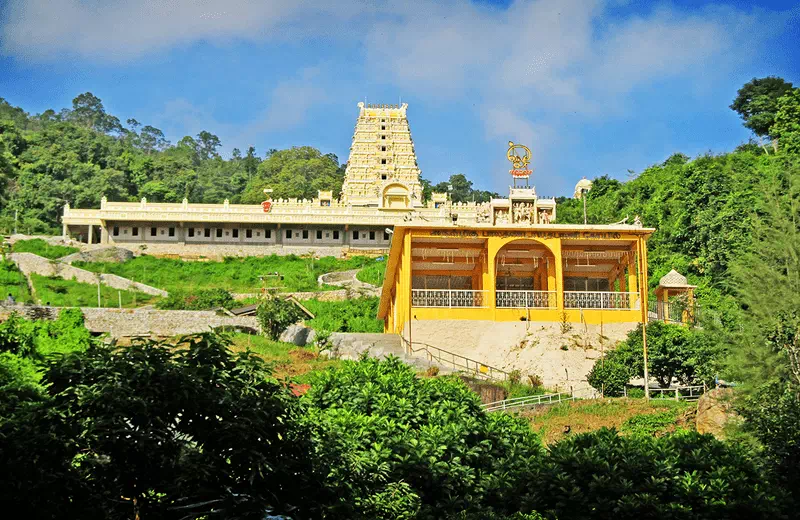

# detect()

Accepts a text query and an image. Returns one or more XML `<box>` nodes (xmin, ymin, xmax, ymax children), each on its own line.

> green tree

<box><xmin>303</xmin><ymin>356</ymin><xmax>543</xmax><ymax>519</ymax></box>
<box><xmin>432</xmin><ymin>173</ymin><xmax>497</xmax><ymax>203</ymax></box>
<box><xmin>242</xmin><ymin>146</ymin><xmax>344</xmax><ymax>201</ymax></box>
<box><xmin>522</xmin><ymin>428</ymin><xmax>786</xmax><ymax>519</ymax></box>
<box><xmin>0</xmin><ymin>333</ymin><xmax>318</xmax><ymax>519</ymax></box>
<box><xmin>139</xmin><ymin>124</ymin><xmax>169</xmax><ymax>153</ymax></box>
<box><xmin>257</xmin><ymin>296</ymin><xmax>304</xmax><ymax>340</ymax></box>
<box><xmin>730</xmin><ymin>76</ymin><xmax>795</xmax><ymax>137</ymax></box>
<box><xmin>588</xmin><ymin>322</ymin><xmax>720</xmax><ymax>395</ymax></box>
<box><xmin>196</xmin><ymin>130</ymin><xmax>221</xmax><ymax>160</ymax></box>
<box><xmin>771</xmin><ymin>89</ymin><xmax>800</xmax><ymax>154</ymax></box>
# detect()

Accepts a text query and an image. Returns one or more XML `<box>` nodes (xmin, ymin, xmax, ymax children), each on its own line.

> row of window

<box><xmin>111</xmin><ymin>226</ymin><xmax>389</xmax><ymax>241</ymax></box>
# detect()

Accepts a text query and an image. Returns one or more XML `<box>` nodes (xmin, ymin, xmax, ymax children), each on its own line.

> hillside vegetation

<box><xmin>74</xmin><ymin>253</ymin><xmax>374</xmax><ymax>294</ymax></box>
<box><xmin>0</xmin><ymin>94</ymin><xmax>495</xmax><ymax>234</ymax></box>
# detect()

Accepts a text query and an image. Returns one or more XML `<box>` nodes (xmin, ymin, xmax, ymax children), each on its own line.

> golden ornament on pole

<box><xmin>506</xmin><ymin>141</ymin><xmax>532</xmax><ymax>170</ymax></box>
<box><xmin>507</xmin><ymin>141</ymin><xmax>533</xmax><ymax>185</ymax></box>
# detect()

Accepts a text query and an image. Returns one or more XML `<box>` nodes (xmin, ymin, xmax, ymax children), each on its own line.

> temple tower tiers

<box><xmin>341</xmin><ymin>102</ymin><xmax>424</xmax><ymax>208</ymax></box>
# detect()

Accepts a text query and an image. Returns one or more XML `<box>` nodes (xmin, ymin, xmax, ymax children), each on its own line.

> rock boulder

<box><xmin>696</xmin><ymin>387</ymin><xmax>738</xmax><ymax>438</ymax></box>
<box><xmin>279</xmin><ymin>324</ymin><xmax>314</xmax><ymax>346</ymax></box>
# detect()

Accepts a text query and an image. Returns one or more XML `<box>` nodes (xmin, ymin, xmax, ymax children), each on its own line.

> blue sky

<box><xmin>1</xmin><ymin>0</ymin><xmax>799</xmax><ymax>197</ymax></box>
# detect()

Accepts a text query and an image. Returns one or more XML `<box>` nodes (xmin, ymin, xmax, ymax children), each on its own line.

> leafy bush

<box><xmin>621</xmin><ymin>411</ymin><xmax>680</xmax><ymax>436</ymax></box>
<box><xmin>588</xmin><ymin>322</ymin><xmax>721</xmax><ymax>395</ymax></box>
<box><xmin>11</xmin><ymin>239</ymin><xmax>78</xmax><ymax>259</ymax></box>
<box><xmin>257</xmin><ymin>297</ymin><xmax>304</xmax><ymax>340</ymax></box>
<box><xmin>0</xmin><ymin>333</ymin><xmax>318</xmax><ymax>519</ymax></box>
<box><xmin>155</xmin><ymin>288</ymin><xmax>235</xmax><ymax>310</ymax></box>
<box><xmin>0</xmin><ymin>259</ymin><xmax>31</xmax><ymax>302</ymax></box>
<box><xmin>739</xmin><ymin>382</ymin><xmax>800</xmax><ymax>498</ymax></box>
<box><xmin>303</xmin><ymin>356</ymin><xmax>544</xmax><ymax>519</ymax></box>
<box><xmin>587</xmin><ymin>357</ymin><xmax>632</xmax><ymax>397</ymax></box>
<box><xmin>521</xmin><ymin>428</ymin><xmax>786</xmax><ymax>519</ymax></box>
<box><xmin>304</xmin><ymin>297</ymin><xmax>383</xmax><ymax>333</ymax></box>
<box><xmin>0</xmin><ymin>309</ymin><xmax>93</xmax><ymax>416</ymax></box>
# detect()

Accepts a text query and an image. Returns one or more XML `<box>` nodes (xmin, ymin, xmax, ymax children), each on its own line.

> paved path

<box><xmin>318</xmin><ymin>269</ymin><xmax>382</xmax><ymax>297</ymax></box>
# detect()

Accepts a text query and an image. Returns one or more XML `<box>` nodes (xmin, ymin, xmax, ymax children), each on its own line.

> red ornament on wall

<box><xmin>261</xmin><ymin>201</ymin><xmax>272</xmax><ymax>212</ymax></box>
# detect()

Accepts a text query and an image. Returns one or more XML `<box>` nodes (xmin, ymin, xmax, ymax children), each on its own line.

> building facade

<box><xmin>61</xmin><ymin>103</ymin><xmax>558</xmax><ymax>253</ymax></box>
<box><xmin>378</xmin><ymin>222</ymin><xmax>655</xmax><ymax>329</ymax></box>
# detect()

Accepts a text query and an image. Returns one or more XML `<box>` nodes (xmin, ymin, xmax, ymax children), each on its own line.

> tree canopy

<box><xmin>0</xmin><ymin>94</ymin><xmax>350</xmax><ymax>234</ymax></box>
<box><xmin>730</xmin><ymin>76</ymin><xmax>795</xmax><ymax>137</ymax></box>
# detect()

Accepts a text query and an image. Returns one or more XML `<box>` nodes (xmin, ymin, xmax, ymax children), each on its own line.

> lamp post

<box><xmin>581</xmin><ymin>188</ymin><xmax>588</xmax><ymax>225</ymax></box>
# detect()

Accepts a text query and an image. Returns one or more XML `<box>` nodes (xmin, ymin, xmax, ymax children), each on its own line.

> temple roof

<box><xmin>658</xmin><ymin>269</ymin><xmax>694</xmax><ymax>288</ymax></box>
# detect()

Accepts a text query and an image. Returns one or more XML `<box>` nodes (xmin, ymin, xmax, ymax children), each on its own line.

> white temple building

<box><xmin>62</xmin><ymin>103</ymin><xmax>557</xmax><ymax>254</ymax></box>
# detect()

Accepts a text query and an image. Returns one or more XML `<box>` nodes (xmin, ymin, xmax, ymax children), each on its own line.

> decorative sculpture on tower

<box><xmin>507</xmin><ymin>141</ymin><xmax>533</xmax><ymax>187</ymax></box>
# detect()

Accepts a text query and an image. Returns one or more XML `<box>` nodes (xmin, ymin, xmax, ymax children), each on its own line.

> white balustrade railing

<box><xmin>564</xmin><ymin>291</ymin><xmax>640</xmax><ymax>310</ymax></box>
<box><xmin>496</xmin><ymin>290</ymin><xmax>556</xmax><ymax>309</ymax></box>
<box><xmin>411</xmin><ymin>289</ymin><xmax>488</xmax><ymax>308</ymax></box>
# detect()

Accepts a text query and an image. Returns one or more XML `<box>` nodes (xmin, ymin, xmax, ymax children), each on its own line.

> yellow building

<box><xmin>378</xmin><ymin>222</ymin><xmax>655</xmax><ymax>333</ymax></box>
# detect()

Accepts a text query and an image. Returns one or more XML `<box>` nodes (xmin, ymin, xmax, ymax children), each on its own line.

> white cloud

<box><xmin>0</xmin><ymin>0</ymin><xmax>375</xmax><ymax>61</ymax></box>
<box><xmin>2</xmin><ymin>0</ymin><xmax>787</xmax><ymax>187</ymax></box>
<box><xmin>246</xmin><ymin>67</ymin><xmax>329</xmax><ymax>135</ymax></box>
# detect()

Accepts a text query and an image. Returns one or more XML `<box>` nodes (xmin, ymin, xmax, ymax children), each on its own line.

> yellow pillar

<box><xmin>639</xmin><ymin>237</ymin><xmax>650</xmax><ymax>317</ymax></box>
<box><xmin>627</xmin><ymin>249</ymin><xmax>638</xmax><ymax>310</ymax></box>
<box><xmin>546</xmin><ymin>238</ymin><xmax>564</xmax><ymax>310</ymax></box>
<box><xmin>400</xmin><ymin>229</ymin><xmax>412</xmax><ymax>341</ymax></box>
<box><xmin>484</xmin><ymin>238</ymin><xmax>499</xmax><ymax>313</ymax></box>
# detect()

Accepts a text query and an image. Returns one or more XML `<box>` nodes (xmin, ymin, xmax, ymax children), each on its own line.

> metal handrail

<box><xmin>483</xmin><ymin>392</ymin><xmax>575</xmax><ymax>412</ymax></box>
<box><xmin>496</xmin><ymin>290</ymin><xmax>557</xmax><ymax>309</ymax></box>
<box><xmin>648</xmin><ymin>384</ymin><xmax>706</xmax><ymax>401</ymax></box>
<box><xmin>399</xmin><ymin>337</ymin><xmax>510</xmax><ymax>382</ymax></box>
<box><xmin>411</xmin><ymin>289</ymin><xmax>488</xmax><ymax>308</ymax></box>
<box><xmin>564</xmin><ymin>291</ymin><xmax>640</xmax><ymax>310</ymax></box>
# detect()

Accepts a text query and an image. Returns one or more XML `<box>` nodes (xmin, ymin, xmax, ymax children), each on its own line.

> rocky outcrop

<box><xmin>61</xmin><ymin>247</ymin><xmax>134</xmax><ymax>264</ymax></box>
<box><xmin>279</xmin><ymin>324</ymin><xmax>316</xmax><ymax>346</ymax></box>
<box><xmin>696</xmin><ymin>388</ymin><xmax>738</xmax><ymax>438</ymax></box>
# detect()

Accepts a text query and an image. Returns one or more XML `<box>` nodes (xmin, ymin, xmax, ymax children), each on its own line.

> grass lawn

<box><xmin>303</xmin><ymin>297</ymin><xmax>383</xmax><ymax>333</ymax></box>
<box><xmin>522</xmin><ymin>397</ymin><xmax>694</xmax><ymax>444</ymax></box>
<box><xmin>1</xmin><ymin>259</ymin><xmax>32</xmax><ymax>303</ymax></box>
<box><xmin>228</xmin><ymin>333</ymin><xmax>342</xmax><ymax>383</ymax></box>
<box><xmin>11</xmin><ymin>239</ymin><xmax>79</xmax><ymax>259</ymax></box>
<box><xmin>30</xmin><ymin>274</ymin><xmax>160</xmax><ymax>308</ymax></box>
<box><xmin>355</xmin><ymin>257</ymin><xmax>386</xmax><ymax>286</ymax></box>
<box><xmin>75</xmin><ymin>254</ymin><xmax>375</xmax><ymax>294</ymax></box>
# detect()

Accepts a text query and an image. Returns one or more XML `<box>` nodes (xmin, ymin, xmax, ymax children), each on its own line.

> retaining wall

<box><xmin>0</xmin><ymin>304</ymin><xmax>259</xmax><ymax>337</ymax></box>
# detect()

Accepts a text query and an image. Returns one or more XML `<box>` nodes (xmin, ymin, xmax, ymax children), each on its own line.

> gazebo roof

<box><xmin>657</xmin><ymin>269</ymin><xmax>696</xmax><ymax>289</ymax></box>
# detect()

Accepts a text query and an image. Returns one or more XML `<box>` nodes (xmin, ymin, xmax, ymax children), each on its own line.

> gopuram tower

<box><xmin>341</xmin><ymin>102</ymin><xmax>424</xmax><ymax>208</ymax></box>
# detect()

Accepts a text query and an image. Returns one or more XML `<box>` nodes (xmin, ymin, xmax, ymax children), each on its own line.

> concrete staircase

<box><xmin>326</xmin><ymin>333</ymin><xmax>455</xmax><ymax>374</ymax></box>
<box><xmin>325</xmin><ymin>332</ymin><xmax>512</xmax><ymax>380</ymax></box>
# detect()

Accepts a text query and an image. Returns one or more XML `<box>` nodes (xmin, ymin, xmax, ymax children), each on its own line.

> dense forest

<box><xmin>0</xmin><ymin>93</ymin><xmax>494</xmax><ymax>235</ymax></box>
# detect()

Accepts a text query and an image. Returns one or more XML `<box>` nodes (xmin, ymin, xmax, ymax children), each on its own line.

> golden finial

<box><xmin>507</xmin><ymin>141</ymin><xmax>532</xmax><ymax>170</ymax></box>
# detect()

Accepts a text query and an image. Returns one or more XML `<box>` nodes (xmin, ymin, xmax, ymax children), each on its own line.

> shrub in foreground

<box><xmin>0</xmin><ymin>333</ymin><xmax>317</xmax><ymax>519</ymax></box>
<box><xmin>257</xmin><ymin>296</ymin><xmax>304</xmax><ymax>340</ymax></box>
